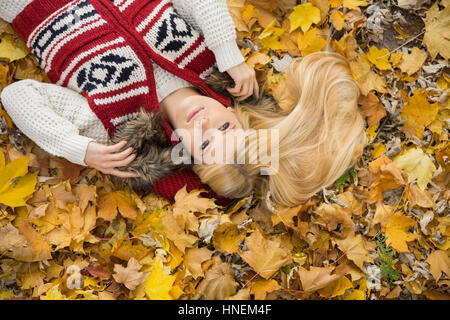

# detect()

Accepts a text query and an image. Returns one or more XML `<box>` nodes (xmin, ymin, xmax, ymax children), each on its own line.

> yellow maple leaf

<box><xmin>393</xmin><ymin>147</ymin><xmax>437</xmax><ymax>190</ymax></box>
<box><xmin>330</xmin><ymin>0</ymin><xmax>343</xmax><ymax>8</ymax></box>
<box><xmin>258</xmin><ymin>19</ymin><xmax>285</xmax><ymax>50</ymax></box>
<box><xmin>40</xmin><ymin>285</ymin><xmax>69</xmax><ymax>300</ymax></box>
<box><xmin>289</xmin><ymin>3</ymin><xmax>321</xmax><ymax>33</ymax></box>
<box><xmin>0</xmin><ymin>34</ymin><xmax>29</xmax><ymax>62</ymax></box>
<box><xmin>400</xmin><ymin>89</ymin><xmax>438</xmax><ymax>139</ymax></box>
<box><xmin>226</xmin><ymin>0</ymin><xmax>249</xmax><ymax>32</ymax></box>
<box><xmin>212</xmin><ymin>224</ymin><xmax>245</xmax><ymax>254</ymax></box>
<box><xmin>250</xmin><ymin>279</ymin><xmax>280</xmax><ymax>300</ymax></box>
<box><xmin>184</xmin><ymin>247</ymin><xmax>213</xmax><ymax>279</ymax></box>
<box><xmin>330</xmin><ymin>10</ymin><xmax>345</xmax><ymax>31</ymax></box>
<box><xmin>318</xmin><ymin>275</ymin><xmax>353</xmax><ymax>298</ymax></box>
<box><xmin>297</xmin><ymin>27</ymin><xmax>327</xmax><ymax>56</ymax></box>
<box><xmin>366</xmin><ymin>46</ymin><xmax>391</xmax><ymax>71</ymax></box>
<box><xmin>349</xmin><ymin>53</ymin><xmax>387</xmax><ymax>95</ymax></box>
<box><xmin>0</xmin><ymin>155</ymin><xmax>37</xmax><ymax>208</ymax></box>
<box><xmin>423</xmin><ymin>3</ymin><xmax>450</xmax><ymax>60</ymax></box>
<box><xmin>399</xmin><ymin>47</ymin><xmax>428</xmax><ymax>75</ymax></box>
<box><xmin>385</xmin><ymin>212</ymin><xmax>417</xmax><ymax>253</ymax></box>
<box><xmin>144</xmin><ymin>256</ymin><xmax>176</xmax><ymax>300</ymax></box>
<box><xmin>343</xmin><ymin>0</ymin><xmax>370</xmax><ymax>10</ymax></box>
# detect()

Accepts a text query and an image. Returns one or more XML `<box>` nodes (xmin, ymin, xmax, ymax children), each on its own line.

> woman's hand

<box><xmin>226</xmin><ymin>62</ymin><xmax>259</xmax><ymax>101</ymax></box>
<box><xmin>84</xmin><ymin>140</ymin><xmax>140</xmax><ymax>178</ymax></box>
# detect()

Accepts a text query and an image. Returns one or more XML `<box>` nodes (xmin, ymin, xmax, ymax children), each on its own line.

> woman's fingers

<box><xmin>106</xmin><ymin>146</ymin><xmax>134</xmax><ymax>161</ymax></box>
<box><xmin>106</xmin><ymin>140</ymin><xmax>127</xmax><ymax>153</ymax></box>
<box><xmin>253</xmin><ymin>78</ymin><xmax>260</xmax><ymax>98</ymax></box>
<box><xmin>227</xmin><ymin>80</ymin><xmax>243</xmax><ymax>95</ymax></box>
<box><xmin>109</xmin><ymin>153</ymin><xmax>136</xmax><ymax>168</ymax></box>
<box><xmin>107</xmin><ymin>168</ymin><xmax>140</xmax><ymax>178</ymax></box>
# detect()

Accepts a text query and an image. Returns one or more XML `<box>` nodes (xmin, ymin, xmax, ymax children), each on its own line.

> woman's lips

<box><xmin>187</xmin><ymin>106</ymin><xmax>204</xmax><ymax>123</ymax></box>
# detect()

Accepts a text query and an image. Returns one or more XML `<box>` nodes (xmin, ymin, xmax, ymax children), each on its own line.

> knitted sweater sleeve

<box><xmin>0</xmin><ymin>0</ymin><xmax>30</xmax><ymax>23</ymax></box>
<box><xmin>1</xmin><ymin>80</ymin><xmax>95</xmax><ymax>166</ymax></box>
<box><xmin>171</xmin><ymin>0</ymin><xmax>245</xmax><ymax>73</ymax></box>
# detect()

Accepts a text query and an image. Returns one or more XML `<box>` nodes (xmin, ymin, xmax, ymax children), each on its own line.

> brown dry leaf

<box><xmin>359</xmin><ymin>92</ymin><xmax>387</xmax><ymax>127</ymax></box>
<box><xmin>50</xmin><ymin>183</ymin><xmax>77</xmax><ymax>210</ymax></box>
<box><xmin>422</xmin><ymin>3</ymin><xmax>450</xmax><ymax>60</ymax></box>
<box><xmin>312</xmin><ymin>202</ymin><xmax>354</xmax><ymax>232</ymax></box>
<box><xmin>197</xmin><ymin>256</ymin><xmax>238</xmax><ymax>299</ymax></box>
<box><xmin>161</xmin><ymin>211</ymin><xmax>197</xmax><ymax>253</ymax></box>
<box><xmin>184</xmin><ymin>247</ymin><xmax>213</xmax><ymax>279</ymax></box>
<box><xmin>226</xmin><ymin>0</ymin><xmax>249</xmax><ymax>32</ymax></box>
<box><xmin>399</xmin><ymin>47</ymin><xmax>428</xmax><ymax>75</ymax></box>
<box><xmin>297</xmin><ymin>266</ymin><xmax>340</xmax><ymax>293</ymax></box>
<box><xmin>112</xmin><ymin>257</ymin><xmax>147</xmax><ymax>290</ymax></box>
<box><xmin>172</xmin><ymin>185</ymin><xmax>217</xmax><ymax>232</ymax></box>
<box><xmin>425</xmin><ymin>250</ymin><xmax>450</xmax><ymax>281</ymax></box>
<box><xmin>72</xmin><ymin>184</ymin><xmax>97</xmax><ymax>212</ymax></box>
<box><xmin>335</xmin><ymin>231</ymin><xmax>374</xmax><ymax>270</ymax></box>
<box><xmin>407</xmin><ymin>183</ymin><xmax>435</xmax><ymax>208</ymax></box>
<box><xmin>97</xmin><ymin>190</ymin><xmax>138</xmax><ymax>221</ymax></box>
<box><xmin>373</xmin><ymin>203</ymin><xmax>395</xmax><ymax>230</ymax></box>
<box><xmin>239</xmin><ymin>228</ymin><xmax>291</xmax><ymax>279</ymax></box>
<box><xmin>367</xmin><ymin>155</ymin><xmax>408</xmax><ymax>202</ymax></box>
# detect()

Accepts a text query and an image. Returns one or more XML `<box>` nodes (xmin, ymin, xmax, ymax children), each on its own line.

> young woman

<box><xmin>0</xmin><ymin>0</ymin><xmax>259</xmax><ymax>203</ymax></box>
<box><xmin>194</xmin><ymin>51</ymin><xmax>367</xmax><ymax>208</ymax></box>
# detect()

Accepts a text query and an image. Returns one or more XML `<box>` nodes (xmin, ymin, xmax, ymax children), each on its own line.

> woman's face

<box><xmin>168</xmin><ymin>94</ymin><xmax>244</xmax><ymax>163</ymax></box>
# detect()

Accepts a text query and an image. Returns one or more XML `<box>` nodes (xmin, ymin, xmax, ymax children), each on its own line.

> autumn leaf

<box><xmin>184</xmin><ymin>247</ymin><xmax>213</xmax><ymax>279</ymax></box>
<box><xmin>144</xmin><ymin>256</ymin><xmax>176</xmax><ymax>300</ymax></box>
<box><xmin>425</xmin><ymin>250</ymin><xmax>450</xmax><ymax>281</ymax></box>
<box><xmin>330</xmin><ymin>10</ymin><xmax>345</xmax><ymax>31</ymax></box>
<box><xmin>0</xmin><ymin>155</ymin><xmax>37</xmax><ymax>208</ymax></box>
<box><xmin>289</xmin><ymin>3</ymin><xmax>321</xmax><ymax>33</ymax></box>
<box><xmin>297</xmin><ymin>266</ymin><xmax>340</xmax><ymax>293</ymax></box>
<box><xmin>113</xmin><ymin>257</ymin><xmax>147</xmax><ymax>290</ymax></box>
<box><xmin>399</xmin><ymin>47</ymin><xmax>428</xmax><ymax>75</ymax></box>
<box><xmin>172</xmin><ymin>185</ymin><xmax>218</xmax><ymax>232</ymax></box>
<box><xmin>297</xmin><ymin>27</ymin><xmax>327</xmax><ymax>56</ymax></box>
<box><xmin>239</xmin><ymin>228</ymin><xmax>291</xmax><ymax>279</ymax></box>
<box><xmin>349</xmin><ymin>53</ymin><xmax>387</xmax><ymax>95</ymax></box>
<box><xmin>258</xmin><ymin>20</ymin><xmax>285</xmax><ymax>50</ymax></box>
<box><xmin>385</xmin><ymin>212</ymin><xmax>417</xmax><ymax>253</ymax></box>
<box><xmin>400</xmin><ymin>89</ymin><xmax>438</xmax><ymax>139</ymax></box>
<box><xmin>393</xmin><ymin>147</ymin><xmax>437</xmax><ymax>191</ymax></box>
<box><xmin>197</xmin><ymin>256</ymin><xmax>238</xmax><ymax>299</ymax></box>
<box><xmin>250</xmin><ymin>279</ymin><xmax>281</xmax><ymax>300</ymax></box>
<box><xmin>343</xmin><ymin>0</ymin><xmax>370</xmax><ymax>10</ymax></box>
<box><xmin>97</xmin><ymin>190</ymin><xmax>138</xmax><ymax>221</ymax></box>
<box><xmin>0</xmin><ymin>34</ymin><xmax>28</xmax><ymax>62</ymax></box>
<box><xmin>422</xmin><ymin>3</ymin><xmax>450</xmax><ymax>60</ymax></box>
<box><xmin>359</xmin><ymin>92</ymin><xmax>387</xmax><ymax>127</ymax></box>
<box><xmin>335</xmin><ymin>231</ymin><xmax>374</xmax><ymax>270</ymax></box>
<box><xmin>366</xmin><ymin>46</ymin><xmax>391</xmax><ymax>71</ymax></box>
<box><xmin>318</xmin><ymin>275</ymin><xmax>353</xmax><ymax>298</ymax></box>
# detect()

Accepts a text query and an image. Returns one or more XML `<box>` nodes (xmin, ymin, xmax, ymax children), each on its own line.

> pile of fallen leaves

<box><xmin>0</xmin><ymin>0</ymin><xmax>449</xmax><ymax>300</ymax></box>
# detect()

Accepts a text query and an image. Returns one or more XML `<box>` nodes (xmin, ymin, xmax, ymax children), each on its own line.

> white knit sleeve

<box><xmin>172</xmin><ymin>0</ymin><xmax>245</xmax><ymax>73</ymax></box>
<box><xmin>1</xmin><ymin>80</ymin><xmax>95</xmax><ymax>166</ymax></box>
<box><xmin>0</xmin><ymin>0</ymin><xmax>31</xmax><ymax>23</ymax></box>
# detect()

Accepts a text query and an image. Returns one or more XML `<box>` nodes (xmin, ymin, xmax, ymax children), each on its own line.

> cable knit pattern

<box><xmin>0</xmin><ymin>0</ymin><xmax>244</xmax><ymax>167</ymax></box>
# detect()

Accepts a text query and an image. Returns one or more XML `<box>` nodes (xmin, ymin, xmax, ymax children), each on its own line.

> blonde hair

<box><xmin>194</xmin><ymin>51</ymin><xmax>366</xmax><ymax>207</ymax></box>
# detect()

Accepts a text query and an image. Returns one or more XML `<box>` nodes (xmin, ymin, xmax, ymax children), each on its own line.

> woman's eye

<box><xmin>219</xmin><ymin>122</ymin><xmax>230</xmax><ymax>131</ymax></box>
<box><xmin>201</xmin><ymin>140</ymin><xmax>210</xmax><ymax>150</ymax></box>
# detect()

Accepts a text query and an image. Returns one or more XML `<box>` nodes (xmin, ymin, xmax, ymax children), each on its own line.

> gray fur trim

<box><xmin>109</xmin><ymin>108</ymin><xmax>186</xmax><ymax>192</ymax></box>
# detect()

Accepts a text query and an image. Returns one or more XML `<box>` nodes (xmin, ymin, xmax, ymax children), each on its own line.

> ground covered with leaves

<box><xmin>0</xmin><ymin>0</ymin><xmax>449</xmax><ymax>300</ymax></box>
